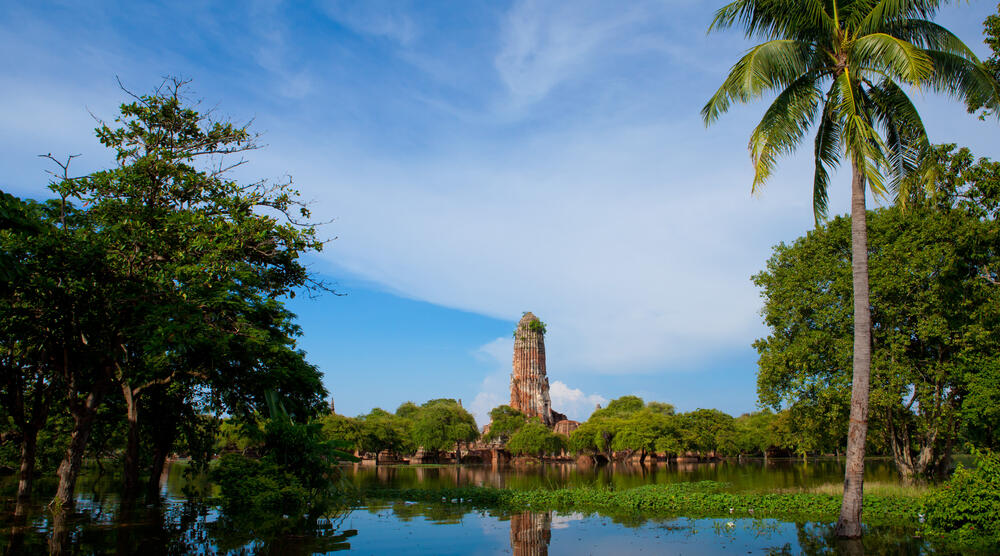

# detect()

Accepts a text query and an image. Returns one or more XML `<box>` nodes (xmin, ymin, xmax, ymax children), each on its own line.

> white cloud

<box><xmin>550</xmin><ymin>381</ymin><xmax>606</xmax><ymax>422</ymax></box>
<box><xmin>551</xmin><ymin>512</ymin><xmax>586</xmax><ymax>529</ymax></box>
<box><xmin>257</xmin><ymin>116</ymin><xmax>796</xmax><ymax>378</ymax></box>
<box><xmin>468</xmin><ymin>337</ymin><xmax>609</xmax><ymax>426</ymax></box>
<box><xmin>475</xmin><ymin>337</ymin><xmax>513</xmax><ymax>364</ymax></box>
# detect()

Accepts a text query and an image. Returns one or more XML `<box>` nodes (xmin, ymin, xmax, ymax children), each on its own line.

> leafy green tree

<box><xmin>591</xmin><ymin>396</ymin><xmax>644</xmax><ymax>420</ymax></box>
<box><xmin>394</xmin><ymin>401</ymin><xmax>421</xmax><ymax>420</ymax></box>
<box><xmin>676</xmin><ymin>409</ymin><xmax>735</xmax><ymax>457</ymax></box>
<box><xmin>319</xmin><ymin>413</ymin><xmax>362</xmax><ymax>452</ymax></box>
<box><xmin>23</xmin><ymin>79</ymin><xmax>329</xmax><ymax>506</ymax></box>
<box><xmin>704</xmin><ymin>0</ymin><xmax>999</xmax><ymax>537</ymax></box>
<box><xmin>483</xmin><ymin>405</ymin><xmax>528</xmax><ymax>444</ymax></box>
<box><xmin>567</xmin><ymin>422</ymin><xmax>602</xmax><ymax>454</ymax></box>
<box><xmin>610</xmin><ymin>408</ymin><xmax>676</xmax><ymax>462</ymax></box>
<box><xmin>720</xmin><ymin>411</ymin><xmax>779</xmax><ymax>457</ymax></box>
<box><xmin>756</xmin><ymin>153</ymin><xmax>999</xmax><ymax>480</ymax></box>
<box><xmin>507</xmin><ymin>421</ymin><xmax>566</xmax><ymax>457</ymax></box>
<box><xmin>357</xmin><ymin>409</ymin><xmax>409</xmax><ymax>464</ymax></box>
<box><xmin>0</xmin><ymin>193</ymin><xmax>116</xmax><ymax>513</ymax></box>
<box><xmin>410</xmin><ymin>399</ymin><xmax>478</xmax><ymax>462</ymax></box>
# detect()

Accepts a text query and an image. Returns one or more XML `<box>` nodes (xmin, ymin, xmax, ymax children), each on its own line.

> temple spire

<box><xmin>510</xmin><ymin>312</ymin><xmax>556</xmax><ymax>426</ymax></box>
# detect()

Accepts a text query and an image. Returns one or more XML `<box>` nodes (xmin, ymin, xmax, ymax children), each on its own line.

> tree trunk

<box><xmin>122</xmin><ymin>384</ymin><xmax>140</xmax><ymax>502</ymax></box>
<box><xmin>53</xmin><ymin>393</ymin><xmax>101</xmax><ymax>510</ymax></box>
<box><xmin>146</xmin><ymin>434</ymin><xmax>173</xmax><ymax>502</ymax></box>
<box><xmin>835</xmin><ymin>160</ymin><xmax>873</xmax><ymax>539</ymax></box>
<box><xmin>15</xmin><ymin>427</ymin><xmax>38</xmax><ymax>519</ymax></box>
<box><xmin>455</xmin><ymin>442</ymin><xmax>462</xmax><ymax>465</ymax></box>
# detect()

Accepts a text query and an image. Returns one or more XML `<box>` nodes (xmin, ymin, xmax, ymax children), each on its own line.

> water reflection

<box><xmin>0</xmin><ymin>499</ymin><xmax>975</xmax><ymax>555</ymax></box>
<box><xmin>346</xmin><ymin>457</ymin><xmax>904</xmax><ymax>492</ymax></box>
<box><xmin>0</xmin><ymin>460</ymin><xmax>976</xmax><ymax>555</ymax></box>
<box><xmin>510</xmin><ymin>511</ymin><xmax>551</xmax><ymax>556</ymax></box>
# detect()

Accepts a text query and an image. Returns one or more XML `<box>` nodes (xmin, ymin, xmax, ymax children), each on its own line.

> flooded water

<box><xmin>342</xmin><ymin>457</ymin><xmax>905</xmax><ymax>492</ymax></box>
<box><xmin>0</xmin><ymin>459</ymin><xmax>968</xmax><ymax>555</ymax></box>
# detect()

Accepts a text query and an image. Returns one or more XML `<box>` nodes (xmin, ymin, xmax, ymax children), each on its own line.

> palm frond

<box><xmin>923</xmin><ymin>50</ymin><xmax>1000</xmax><ymax>116</ymax></box>
<box><xmin>748</xmin><ymin>73</ymin><xmax>823</xmax><ymax>192</ymax></box>
<box><xmin>864</xmin><ymin>79</ymin><xmax>928</xmax><ymax>198</ymax></box>
<box><xmin>851</xmin><ymin>33</ymin><xmax>932</xmax><ymax>85</ymax></box>
<box><xmin>703</xmin><ymin>40</ymin><xmax>815</xmax><ymax>124</ymax></box>
<box><xmin>885</xmin><ymin>19</ymin><xmax>979</xmax><ymax>60</ymax></box>
<box><xmin>836</xmin><ymin>69</ymin><xmax>890</xmax><ymax>199</ymax></box>
<box><xmin>853</xmin><ymin>0</ymin><xmax>948</xmax><ymax>35</ymax></box>
<box><xmin>812</xmin><ymin>84</ymin><xmax>842</xmax><ymax>224</ymax></box>
<box><xmin>710</xmin><ymin>0</ymin><xmax>836</xmax><ymax>41</ymax></box>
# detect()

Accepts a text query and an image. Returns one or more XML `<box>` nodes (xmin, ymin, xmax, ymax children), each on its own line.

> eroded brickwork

<box><xmin>511</xmin><ymin>312</ymin><xmax>563</xmax><ymax>426</ymax></box>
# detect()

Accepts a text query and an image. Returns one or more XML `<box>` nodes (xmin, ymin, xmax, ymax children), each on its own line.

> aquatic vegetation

<box><xmin>363</xmin><ymin>481</ymin><xmax>919</xmax><ymax>526</ymax></box>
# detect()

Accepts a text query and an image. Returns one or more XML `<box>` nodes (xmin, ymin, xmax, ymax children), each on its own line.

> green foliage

<box><xmin>970</xmin><ymin>3</ymin><xmax>1000</xmax><ymax>118</ymax></box>
<box><xmin>319</xmin><ymin>413</ymin><xmax>362</xmax><ymax>451</ymax></box>
<box><xmin>755</xmin><ymin>151</ymin><xmax>1000</xmax><ymax>472</ymax></box>
<box><xmin>591</xmin><ymin>396</ymin><xmax>645</xmax><ymax>420</ymax></box>
<box><xmin>567</xmin><ymin>399</ymin><xmax>785</xmax><ymax>459</ymax></box>
<box><xmin>507</xmin><ymin>421</ymin><xmax>565</xmax><ymax>456</ymax></box>
<box><xmin>394</xmin><ymin>402</ymin><xmax>420</xmax><ymax>420</ymax></box>
<box><xmin>512</xmin><ymin>315</ymin><xmax>547</xmax><ymax>338</ymax></box>
<box><xmin>410</xmin><ymin>399</ymin><xmax>478</xmax><ymax>454</ymax></box>
<box><xmin>213</xmin><ymin>392</ymin><xmax>357</xmax><ymax>528</ymax></box>
<box><xmin>922</xmin><ymin>450</ymin><xmax>1000</xmax><ymax>546</ymax></box>
<box><xmin>483</xmin><ymin>405</ymin><xmax>527</xmax><ymax>444</ymax></box>
<box><xmin>357</xmin><ymin>409</ymin><xmax>411</xmax><ymax>459</ymax></box>
<box><xmin>364</xmin><ymin>481</ymin><xmax>918</xmax><ymax>526</ymax></box>
<box><xmin>704</xmin><ymin>0</ymin><xmax>999</xmax><ymax>220</ymax></box>
<box><xmin>0</xmin><ymin>190</ymin><xmax>42</xmax><ymax>285</ymax></box>
<box><xmin>215</xmin><ymin>419</ymin><xmax>257</xmax><ymax>455</ymax></box>
<box><xmin>568</xmin><ymin>422</ymin><xmax>601</xmax><ymax>454</ymax></box>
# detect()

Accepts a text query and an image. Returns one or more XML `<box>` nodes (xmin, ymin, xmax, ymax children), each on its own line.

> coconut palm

<box><xmin>702</xmin><ymin>0</ymin><xmax>999</xmax><ymax>538</ymax></box>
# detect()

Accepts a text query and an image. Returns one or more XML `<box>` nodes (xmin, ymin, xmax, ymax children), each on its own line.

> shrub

<box><xmin>922</xmin><ymin>449</ymin><xmax>1000</xmax><ymax>545</ymax></box>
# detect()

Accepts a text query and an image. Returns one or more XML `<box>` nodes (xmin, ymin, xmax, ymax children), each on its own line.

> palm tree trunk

<box><xmin>835</xmin><ymin>160</ymin><xmax>873</xmax><ymax>539</ymax></box>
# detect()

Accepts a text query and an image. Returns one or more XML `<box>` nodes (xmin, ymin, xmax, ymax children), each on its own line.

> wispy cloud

<box><xmin>494</xmin><ymin>0</ymin><xmax>680</xmax><ymax>107</ymax></box>
<box><xmin>320</xmin><ymin>1</ymin><xmax>420</xmax><ymax>45</ymax></box>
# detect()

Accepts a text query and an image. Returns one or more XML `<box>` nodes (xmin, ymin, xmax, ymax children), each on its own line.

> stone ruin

<box><xmin>509</xmin><ymin>312</ymin><xmax>578</xmax><ymax>435</ymax></box>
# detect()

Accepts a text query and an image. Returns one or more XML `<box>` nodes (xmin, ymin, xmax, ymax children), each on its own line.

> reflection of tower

<box><xmin>511</xmin><ymin>312</ymin><xmax>560</xmax><ymax>426</ymax></box>
<box><xmin>510</xmin><ymin>512</ymin><xmax>552</xmax><ymax>556</ymax></box>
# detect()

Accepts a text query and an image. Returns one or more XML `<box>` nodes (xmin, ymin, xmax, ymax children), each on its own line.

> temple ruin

<box><xmin>509</xmin><ymin>312</ymin><xmax>577</xmax><ymax>435</ymax></box>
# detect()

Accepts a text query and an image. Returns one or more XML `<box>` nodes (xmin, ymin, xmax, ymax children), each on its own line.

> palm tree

<box><xmin>703</xmin><ymin>0</ymin><xmax>999</xmax><ymax>538</ymax></box>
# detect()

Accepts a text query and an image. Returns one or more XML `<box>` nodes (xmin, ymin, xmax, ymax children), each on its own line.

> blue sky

<box><xmin>2</xmin><ymin>1</ymin><xmax>998</xmax><ymax>425</ymax></box>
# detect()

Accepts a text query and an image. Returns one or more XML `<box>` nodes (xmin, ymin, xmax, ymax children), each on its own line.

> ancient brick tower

<box><xmin>510</xmin><ymin>312</ymin><xmax>565</xmax><ymax>427</ymax></box>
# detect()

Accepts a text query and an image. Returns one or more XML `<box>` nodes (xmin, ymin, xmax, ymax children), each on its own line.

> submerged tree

<box><xmin>704</xmin><ymin>0</ymin><xmax>999</xmax><ymax>537</ymax></box>
<box><xmin>2</xmin><ymin>78</ymin><xmax>329</xmax><ymax>509</ymax></box>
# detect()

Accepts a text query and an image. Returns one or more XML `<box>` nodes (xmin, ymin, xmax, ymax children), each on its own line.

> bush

<box><xmin>213</xmin><ymin>454</ymin><xmax>313</xmax><ymax>518</ymax></box>
<box><xmin>212</xmin><ymin>392</ymin><xmax>358</xmax><ymax>528</ymax></box>
<box><xmin>922</xmin><ymin>449</ymin><xmax>1000</xmax><ymax>545</ymax></box>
